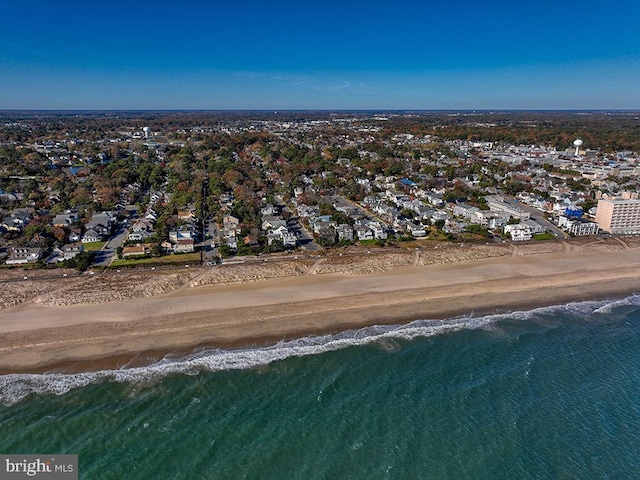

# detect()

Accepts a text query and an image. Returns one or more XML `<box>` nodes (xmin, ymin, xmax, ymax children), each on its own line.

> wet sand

<box><xmin>1</xmin><ymin>247</ymin><xmax>640</xmax><ymax>373</ymax></box>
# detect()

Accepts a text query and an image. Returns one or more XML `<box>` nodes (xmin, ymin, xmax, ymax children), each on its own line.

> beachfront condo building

<box><xmin>595</xmin><ymin>198</ymin><xmax>640</xmax><ymax>234</ymax></box>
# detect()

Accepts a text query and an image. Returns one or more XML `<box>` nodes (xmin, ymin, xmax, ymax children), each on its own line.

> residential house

<box><xmin>122</xmin><ymin>243</ymin><xmax>155</xmax><ymax>258</ymax></box>
<box><xmin>129</xmin><ymin>219</ymin><xmax>154</xmax><ymax>242</ymax></box>
<box><xmin>169</xmin><ymin>230</ymin><xmax>194</xmax><ymax>243</ymax></box>
<box><xmin>1</xmin><ymin>209</ymin><xmax>32</xmax><ymax>232</ymax></box>
<box><xmin>177</xmin><ymin>210</ymin><xmax>195</xmax><ymax>222</ymax></box>
<box><xmin>52</xmin><ymin>212</ymin><xmax>77</xmax><ymax>228</ymax></box>
<box><xmin>425</xmin><ymin>192</ymin><xmax>445</xmax><ymax>207</ymax></box>
<box><xmin>486</xmin><ymin>196</ymin><xmax>531</xmax><ymax>220</ymax></box>
<box><xmin>225</xmin><ymin>235</ymin><xmax>238</xmax><ymax>250</ymax></box>
<box><xmin>69</xmin><ymin>228</ymin><xmax>82</xmax><ymax>243</ymax></box>
<box><xmin>220</xmin><ymin>193</ymin><xmax>234</xmax><ymax>207</ymax></box>
<box><xmin>282</xmin><ymin>231</ymin><xmax>297</xmax><ymax>248</ymax></box>
<box><xmin>316</xmin><ymin>226</ymin><xmax>337</xmax><ymax>244</ymax></box>
<box><xmin>123</xmin><ymin>205</ymin><xmax>139</xmax><ymax>218</ymax></box>
<box><xmin>488</xmin><ymin>216</ymin><xmax>509</xmax><ymax>230</ymax></box>
<box><xmin>504</xmin><ymin>224</ymin><xmax>533</xmax><ymax>241</ymax></box>
<box><xmin>262</xmin><ymin>216</ymin><xmax>287</xmax><ymax>231</ymax></box>
<box><xmin>520</xmin><ymin>219</ymin><xmax>546</xmax><ymax>235</ymax></box>
<box><xmin>243</xmin><ymin>235</ymin><xmax>259</xmax><ymax>247</ymax></box>
<box><xmin>308</xmin><ymin>215</ymin><xmax>332</xmax><ymax>230</ymax></box>
<box><xmin>406</xmin><ymin>222</ymin><xmax>427</xmax><ymax>237</ymax></box>
<box><xmin>261</xmin><ymin>204</ymin><xmax>278</xmax><ymax>216</ymax></box>
<box><xmin>558</xmin><ymin>216</ymin><xmax>599</xmax><ymax>236</ymax></box>
<box><xmin>266</xmin><ymin>231</ymin><xmax>282</xmax><ymax>246</ymax></box>
<box><xmin>174</xmin><ymin>238</ymin><xmax>195</xmax><ymax>253</ymax></box>
<box><xmin>132</xmin><ymin>219</ymin><xmax>154</xmax><ymax>233</ymax></box>
<box><xmin>312</xmin><ymin>220</ymin><xmax>337</xmax><ymax>234</ymax></box>
<box><xmin>223</xmin><ymin>215</ymin><xmax>240</xmax><ymax>229</ymax></box>
<box><xmin>62</xmin><ymin>243</ymin><xmax>84</xmax><ymax>260</ymax></box>
<box><xmin>333</xmin><ymin>200</ymin><xmax>359</xmax><ymax>217</ymax></box>
<box><xmin>296</xmin><ymin>204</ymin><xmax>319</xmax><ymax>218</ymax></box>
<box><xmin>0</xmin><ymin>216</ymin><xmax>23</xmax><ymax>232</ymax></box>
<box><xmin>414</xmin><ymin>205</ymin><xmax>435</xmax><ymax>221</ymax></box>
<box><xmin>368</xmin><ymin>221</ymin><xmax>388</xmax><ymax>240</ymax></box>
<box><xmin>444</xmin><ymin>219</ymin><xmax>466</xmax><ymax>234</ymax></box>
<box><xmin>128</xmin><ymin>231</ymin><xmax>149</xmax><ymax>242</ymax></box>
<box><xmin>87</xmin><ymin>212</ymin><xmax>115</xmax><ymax>231</ymax></box>
<box><xmin>472</xmin><ymin>210</ymin><xmax>497</xmax><ymax>226</ymax></box>
<box><xmin>355</xmin><ymin>226</ymin><xmax>374</xmax><ymax>241</ymax></box>
<box><xmin>92</xmin><ymin>223</ymin><xmax>111</xmax><ymax>237</ymax></box>
<box><xmin>6</xmin><ymin>247</ymin><xmax>42</xmax><ymax>265</ymax></box>
<box><xmin>454</xmin><ymin>204</ymin><xmax>481</xmax><ymax>220</ymax></box>
<box><xmin>336</xmin><ymin>224</ymin><xmax>354</xmax><ymax>242</ymax></box>
<box><xmin>82</xmin><ymin>229</ymin><xmax>102</xmax><ymax>243</ymax></box>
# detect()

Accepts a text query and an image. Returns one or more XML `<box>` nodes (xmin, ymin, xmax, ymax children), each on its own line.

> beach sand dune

<box><xmin>0</xmin><ymin>242</ymin><xmax>639</xmax><ymax>373</ymax></box>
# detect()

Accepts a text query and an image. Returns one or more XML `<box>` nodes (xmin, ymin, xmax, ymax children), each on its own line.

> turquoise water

<box><xmin>2</xmin><ymin>297</ymin><xmax>640</xmax><ymax>479</ymax></box>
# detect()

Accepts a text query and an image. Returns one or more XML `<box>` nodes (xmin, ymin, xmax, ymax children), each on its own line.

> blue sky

<box><xmin>1</xmin><ymin>0</ymin><xmax>639</xmax><ymax>109</ymax></box>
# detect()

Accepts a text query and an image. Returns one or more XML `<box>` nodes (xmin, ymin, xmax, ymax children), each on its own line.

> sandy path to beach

<box><xmin>1</xmin><ymin>248</ymin><xmax>639</xmax><ymax>372</ymax></box>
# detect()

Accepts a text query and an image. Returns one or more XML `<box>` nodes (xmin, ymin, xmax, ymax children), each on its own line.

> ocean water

<box><xmin>2</xmin><ymin>297</ymin><xmax>640</xmax><ymax>479</ymax></box>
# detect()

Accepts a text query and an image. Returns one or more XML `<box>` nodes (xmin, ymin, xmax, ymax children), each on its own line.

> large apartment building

<box><xmin>595</xmin><ymin>198</ymin><xmax>640</xmax><ymax>234</ymax></box>
<box><xmin>485</xmin><ymin>195</ymin><xmax>531</xmax><ymax>220</ymax></box>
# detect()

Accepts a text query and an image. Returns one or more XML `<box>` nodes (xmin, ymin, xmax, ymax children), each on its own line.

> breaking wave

<box><xmin>1</xmin><ymin>295</ymin><xmax>639</xmax><ymax>406</ymax></box>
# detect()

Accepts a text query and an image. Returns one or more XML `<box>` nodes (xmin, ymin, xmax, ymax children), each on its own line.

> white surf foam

<box><xmin>1</xmin><ymin>295</ymin><xmax>638</xmax><ymax>406</ymax></box>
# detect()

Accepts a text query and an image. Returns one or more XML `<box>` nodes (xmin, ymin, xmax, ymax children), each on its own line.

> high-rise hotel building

<box><xmin>595</xmin><ymin>198</ymin><xmax>640</xmax><ymax>234</ymax></box>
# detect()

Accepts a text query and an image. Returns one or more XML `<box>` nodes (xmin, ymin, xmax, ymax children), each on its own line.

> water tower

<box><xmin>143</xmin><ymin>126</ymin><xmax>151</xmax><ymax>139</ymax></box>
<box><xmin>573</xmin><ymin>138</ymin><xmax>583</xmax><ymax>156</ymax></box>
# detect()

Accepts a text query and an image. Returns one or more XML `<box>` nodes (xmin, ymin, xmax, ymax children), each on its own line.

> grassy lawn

<box><xmin>533</xmin><ymin>232</ymin><xmax>555</xmax><ymax>241</ymax></box>
<box><xmin>109</xmin><ymin>252</ymin><xmax>201</xmax><ymax>268</ymax></box>
<box><xmin>83</xmin><ymin>241</ymin><xmax>107</xmax><ymax>251</ymax></box>
<box><xmin>458</xmin><ymin>233</ymin><xmax>490</xmax><ymax>241</ymax></box>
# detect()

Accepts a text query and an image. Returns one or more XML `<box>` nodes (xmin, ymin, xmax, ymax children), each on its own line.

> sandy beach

<box><xmin>1</xmin><ymin>239</ymin><xmax>639</xmax><ymax>373</ymax></box>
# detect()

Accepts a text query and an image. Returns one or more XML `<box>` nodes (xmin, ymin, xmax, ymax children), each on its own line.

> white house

<box><xmin>504</xmin><ymin>224</ymin><xmax>532</xmax><ymax>241</ymax></box>
<box><xmin>82</xmin><ymin>229</ymin><xmax>102</xmax><ymax>243</ymax></box>
<box><xmin>336</xmin><ymin>224</ymin><xmax>354</xmax><ymax>242</ymax></box>
<box><xmin>282</xmin><ymin>231</ymin><xmax>298</xmax><ymax>248</ymax></box>
<box><xmin>406</xmin><ymin>222</ymin><xmax>427</xmax><ymax>237</ymax></box>
<box><xmin>368</xmin><ymin>221</ymin><xmax>388</xmax><ymax>240</ymax></box>
<box><xmin>558</xmin><ymin>216</ymin><xmax>599</xmax><ymax>236</ymax></box>
<box><xmin>355</xmin><ymin>226</ymin><xmax>374</xmax><ymax>241</ymax></box>
<box><xmin>62</xmin><ymin>243</ymin><xmax>84</xmax><ymax>260</ymax></box>
<box><xmin>6</xmin><ymin>247</ymin><xmax>42</xmax><ymax>265</ymax></box>
<box><xmin>521</xmin><ymin>219</ymin><xmax>546</xmax><ymax>234</ymax></box>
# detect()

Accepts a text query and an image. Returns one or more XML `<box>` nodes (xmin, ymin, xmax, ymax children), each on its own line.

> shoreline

<box><xmin>1</xmin><ymin>246</ymin><xmax>640</xmax><ymax>374</ymax></box>
<box><xmin>5</xmin><ymin>283</ymin><xmax>639</xmax><ymax>377</ymax></box>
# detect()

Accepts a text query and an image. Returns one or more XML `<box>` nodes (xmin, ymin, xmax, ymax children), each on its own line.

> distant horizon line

<box><xmin>1</xmin><ymin>108</ymin><xmax>639</xmax><ymax>114</ymax></box>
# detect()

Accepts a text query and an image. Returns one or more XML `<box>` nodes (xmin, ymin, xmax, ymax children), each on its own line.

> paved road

<box><xmin>93</xmin><ymin>224</ymin><xmax>128</xmax><ymax>267</ymax></box>
<box><xmin>273</xmin><ymin>195</ymin><xmax>322</xmax><ymax>252</ymax></box>
<box><xmin>335</xmin><ymin>194</ymin><xmax>390</xmax><ymax>228</ymax></box>
<box><xmin>508</xmin><ymin>198</ymin><xmax>568</xmax><ymax>239</ymax></box>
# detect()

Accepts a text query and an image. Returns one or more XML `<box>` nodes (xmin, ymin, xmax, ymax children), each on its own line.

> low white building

<box><xmin>62</xmin><ymin>243</ymin><xmax>84</xmax><ymax>260</ymax></box>
<box><xmin>504</xmin><ymin>224</ymin><xmax>532</xmax><ymax>241</ymax></box>
<box><xmin>6</xmin><ymin>247</ymin><xmax>42</xmax><ymax>264</ymax></box>
<box><xmin>128</xmin><ymin>231</ymin><xmax>151</xmax><ymax>242</ymax></box>
<box><xmin>486</xmin><ymin>195</ymin><xmax>531</xmax><ymax>220</ymax></box>
<box><xmin>82</xmin><ymin>229</ymin><xmax>102</xmax><ymax>243</ymax></box>
<box><xmin>521</xmin><ymin>219</ymin><xmax>546</xmax><ymax>234</ymax></box>
<box><xmin>282</xmin><ymin>231</ymin><xmax>298</xmax><ymax>248</ymax></box>
<box><xmin>406</xmin><ymin>222</ymin><xmax>427</xmax><ymax>237</ymax></box>
<box><xmin>368</xmin><ymin>221</ymin><xmax>388</xmax><ymax>240</ymax></box>
<box><xmin>558</xmin><ymin>216</ymin><xmax>599</xmax><ymax>236</ymax></box>
<box><xmin>355</xmin><ymin>226</ymin><xmax>374</xmax><ymax>241</ymax></box>
<box><xmin>454</xmin><ymin>204</ymin><xmax>480</xmax><ymax>220</ymax></box>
